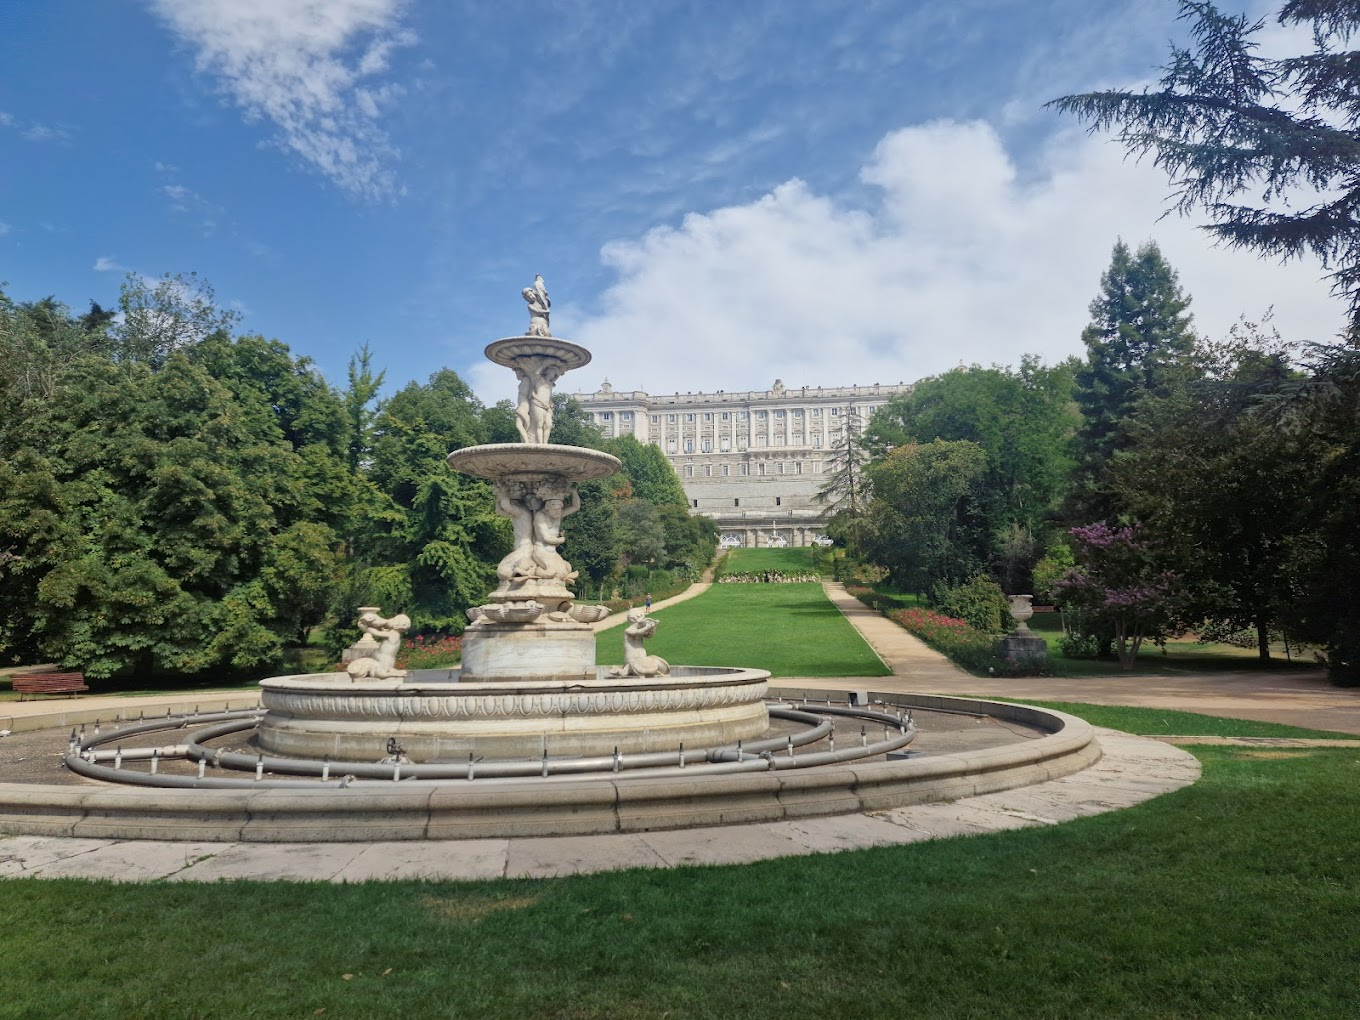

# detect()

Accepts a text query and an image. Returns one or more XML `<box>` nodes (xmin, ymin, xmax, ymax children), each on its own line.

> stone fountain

<box><xmin>255</xmin><ymin>279</ymin><xmax>770</xmax><ymax>761</ymax></box>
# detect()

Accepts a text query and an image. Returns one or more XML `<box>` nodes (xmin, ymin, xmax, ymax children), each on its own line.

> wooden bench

<box><xmin>11</xmin><ymin>672</ymin><xmax>89</xmax><ymax>700</ymax></box>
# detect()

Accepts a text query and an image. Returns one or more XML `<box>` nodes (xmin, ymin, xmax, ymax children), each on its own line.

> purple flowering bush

<box><xmin>1054</xmin><ymin>523</ymin><xmax>1188</xmax><ymax>670</ymax></box>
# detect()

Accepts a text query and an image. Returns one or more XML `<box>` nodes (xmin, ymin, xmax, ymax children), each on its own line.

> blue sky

<box><xmin>0</xmin><ymin>1</ymin><xmax>1344</xmax><ymax>402</ymax></box>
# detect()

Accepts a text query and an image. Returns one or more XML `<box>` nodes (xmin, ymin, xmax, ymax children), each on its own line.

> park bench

<box><xmin>11</xmin><ymin>672</ymin><xmax>89</xmax><ymax>700</ymax></box>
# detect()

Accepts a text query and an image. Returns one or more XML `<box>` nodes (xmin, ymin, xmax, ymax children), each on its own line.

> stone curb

<box><xmin>0</xmin><ymin>725</ymin><xmax>1198</xmax><ymax>883</ymax></box>
<box><xmin>0</xmin><ymin>692</ymin><xmax>1100</xmax><ymax>843</ymax></box>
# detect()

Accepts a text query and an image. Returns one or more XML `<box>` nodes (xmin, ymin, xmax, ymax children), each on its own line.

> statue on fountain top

<box><xmin>513</xmin><ymin>356</ymin><xmax>563</xmax><ymax>444</ymax></box>
<box><xmin>522</xmin><ymin>274</ymin><xmax>551</xmax><ymax>337</ymax></box>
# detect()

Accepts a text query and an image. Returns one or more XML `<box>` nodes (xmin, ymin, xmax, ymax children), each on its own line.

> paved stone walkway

<box><xmin>806</xmin><ymin>581</ymin><xmax>1360</xmax><ymax>736</ymax></box>
<box><xmin>0</xmin><ymin>727</ymin><xmax>1197</xmax><ymax>882</ymax></box>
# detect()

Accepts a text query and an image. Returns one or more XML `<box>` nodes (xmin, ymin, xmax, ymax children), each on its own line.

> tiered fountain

<box><xmin>255</xmin><ymin>278</ymin><xmax>772</xmax><ymax>761</ymax></box>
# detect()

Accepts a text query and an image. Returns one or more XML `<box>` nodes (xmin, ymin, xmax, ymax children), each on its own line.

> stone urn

<box><xmin>1000</xmin><ymin>594</ymin><xmax>1047</xmax><ymax>664</ymax></box>
<box><xmin>1007</xmin><ymin>594</ymin><xmax>1035</xmax><ymax>633</ymax></box>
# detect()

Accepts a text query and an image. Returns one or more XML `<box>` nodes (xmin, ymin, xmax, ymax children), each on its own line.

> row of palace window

<box><xmin>593</xmin><ymin>406</ymin><xmax>878</xmax><ymax>424</ymax></box>
<box><xmin>675</xmin><ymin>461</ymin><xmax>814</xmax><ymax>478</ymax></box>
<box><xmin>665</xmin><ymin>434</ymin><xmax>826</xmax><ymax>453</ymax></box>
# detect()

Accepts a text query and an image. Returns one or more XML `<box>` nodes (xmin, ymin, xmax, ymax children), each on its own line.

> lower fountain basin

<box><xmin>257</xmin><ymin>666</ymin><xmax>770</xmax><ymax>761</ymax></box>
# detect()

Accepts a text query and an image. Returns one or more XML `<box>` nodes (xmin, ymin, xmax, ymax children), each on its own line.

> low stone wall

<box><xmin>0</xmin><ymin>691</ymin><xmax>1100</xmax><ymax>842</ymax></box>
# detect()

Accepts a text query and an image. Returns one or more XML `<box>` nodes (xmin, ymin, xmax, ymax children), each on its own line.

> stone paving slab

<box><xmin>0</xmin><ymin>727</ymin><xmax>1198</xmax><ymax>883</ymax></box>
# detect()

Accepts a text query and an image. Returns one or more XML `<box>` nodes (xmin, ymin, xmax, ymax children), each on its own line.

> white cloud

<box><xmin>93</xmin><ymin>256</ymin><xmax>127</xmax><ymax>272</ymax></box>
<box><xmin>0</xmin><ymin>221</ymin><xmax>10</xmax><ymax>237</ymax></box>
<box><xmin>149</xmin><ymin>0</ymin><xmax>415</xmax><ymax>199</ymax></box>
<box><xmin>526</xmin><ymin>120</ymin><xmax>1344</xmax><ymax>401</ymax></box>
<box><xmin>18</xmin><ymin>122</ymin><xmax>73</xmax><ymax>144</ymax></box>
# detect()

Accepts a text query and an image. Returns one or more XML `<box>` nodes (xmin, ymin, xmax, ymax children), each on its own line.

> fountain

<box><xmin>1</xmin><ymin>280</ymin><xmax>1112</xmax><ymax>845</ymax></box>
<box><xmin>254</xmin><ymin>279</ymin><xmax>772</xmax><ymax>761</ymax></box>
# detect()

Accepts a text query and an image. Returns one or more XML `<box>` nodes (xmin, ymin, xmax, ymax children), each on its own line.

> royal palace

<box><xmin>570</xmin><ymin>378</ymin><xmax>912</xmax><ymax>547</ymax></box>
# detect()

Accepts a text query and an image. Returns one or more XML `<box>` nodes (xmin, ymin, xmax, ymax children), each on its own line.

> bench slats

<box><xmin>11</xmin><ymin>672</ymin><xmax>89</xmax><ymax>700</ymax></box>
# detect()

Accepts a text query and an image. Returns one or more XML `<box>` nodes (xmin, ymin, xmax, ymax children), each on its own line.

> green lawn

<box><xmin>597</xmin><ymin>581</ymin><xmax>890</xmax><ymax>677</ymax></box>
<box><xmin>717</xmin><ymin>546</ymin><xmax>821</xmax><ymax>575</ymax></box>
<box><xmin>1023</xmin><ymin>612</ymin><xmax>1320</xmax><ymax>676</ymax></box>
<box><xmin>4</xmin><ymin>704</ymin><xmax>1359</xmax><ymax>1018</ymax></box>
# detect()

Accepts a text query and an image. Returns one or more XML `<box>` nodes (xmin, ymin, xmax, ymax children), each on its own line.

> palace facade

<box><xmin>569</xmin><ymin>378</ymin><xmax>912</xmax><ymax>547</ymax></box>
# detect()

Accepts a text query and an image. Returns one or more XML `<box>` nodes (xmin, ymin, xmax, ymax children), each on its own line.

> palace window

<box><xmin>601</xmin><ymin>412</ymin><xmax>612</xmax><ymax>421</ymax></box>
<box><xmin>776</xmin><ymin>496</ymin><xmax>782</xmax><ymax>506</ymax></box>
<box><xmin>738</xmin><ymin>438</ymin><xmax>748</xmax><ymax>450</ymax></box>
<box><xmin>667</xmin><ymin>440</ymin><xmax>677</xmax><ymax>453</ymax></box>
<box><xmin>685</xmin><ymin>465</ymin><xmax>694</xmax><ymax>477</ymax></box>
<box><xmin>684</xmin><ymin>439</ymin><xmax>694</xmax><ymax>453</ymax></box>
<box><xmin>734</xmin><ymin>498</ymin><xmax>740</xmax><ymax>507</ymax></box>
<box><xmin>812</xmin><ymin>433</ymin><xmax>822</xmax><ymax>448</ymax></box>
<box><xmin>703</xmin><ymin>413</ymin><xmax>712</xmax><ymax>422</ymax></box>
<box><xmin>756</xmin><ymin>410</ymin><xmax>767</xmax><ymax>420</ymax></box>
<box><xmin>793</xmin><ymin>432</ymin><xmax>803</xmax><ymax>445</ymax></box>
<box><xmin>721</xmin><ymin>464</ymin><xmax>729</xmax><ymax>476</ymax></box>
<box><xmin>739</xmin><ymin>411</ymin><xmax>749</xmax><ymax>420</ymax></box>
<box><xmin>776</xmin><ymin>462</ymin><xmax>785</xmax><ymax>474</ymax></box>
<box><xmin>719</xmin><ymin>438</ymin><xmax>730</xmax><ymax>452</ymax></box>
<box><xmin>721</xmin><ymin>412</ymin><xmax>730</xmax><ymax>421</ymax></box>
<box><xmin>775</xmin><ymin>410</ymin><xmax>785</xmax><ymax>419</ymax></box>
<box><xmin>811</xmin><ymin>408</ymin><xmax>821</xmax><ymax>417</ymax></box>
<box><xmin>651</xmin><ymin>415</ymin><xmax>659</xmax><ymax>423</ymax></box>
<box><xmin>793</xmin><ymin>409</ymin><xmax>804</xmax><ymax>418</ymax></box>
<box><xmin>667</xmin><ymin>414</ymin><xmax>677</xmax><ymax>423</ymax></box>
<box><xmin>775</xmin><ymin>434</ymin><xmax>785</xmax><ymax>446</ymax></box>
<box><xmin>692</xmin><ymin>499</ymin><xmax>698</xmax><ymax>508</ymax></box>
<box><xmin>621</xmin><ymin>412</ymin><xmax>632</xmax><ymax>420</ymax></box>
<box><xmin>685</xmin><ymin>413</ymin><xmax>695</xmax><ymax>423</ymax></box>
<box><xmin>739</xmin><ymin>463</ymin><xmax>748</xmax><ymax>475</ymax></box>
<box><xmin>702</xmin><ymin>439</ymin><xmax>712</xmax><ymax>453</ymax></box>
<box><xmin>758</xmin><ymin>463</ymin><xmax>766</xmax><ymax>475</ymax></box>
<box><xmin>795</xmin><ymin>462</ymin><xmax>803</xmax><ymax>474</ymax></box>
<box><xmin>704</xmin><ymin>465</ymin><xmax>712</xmax><ymax>477</ymax></box>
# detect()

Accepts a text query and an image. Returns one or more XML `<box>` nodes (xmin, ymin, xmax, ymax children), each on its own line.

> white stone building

<box><xmin>569</xmin><ymin>378</ymin><xmax>912</xmax><ymax>547</ymax></box>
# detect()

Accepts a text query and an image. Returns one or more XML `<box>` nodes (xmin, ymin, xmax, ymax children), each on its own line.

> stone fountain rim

<box><xmin>259</xmin><ymin>666</ymin><xmax>771</xmax><ymax>696</ymax></box>
<box><xmin>485</xmin><ymin>336</ymin><xmax>592</xmax><ymax>370</ymax></box>
<box><xmin>446</xmin><ymin>442</ymin><xmax>621</xmax><ymax>481</ymax></box>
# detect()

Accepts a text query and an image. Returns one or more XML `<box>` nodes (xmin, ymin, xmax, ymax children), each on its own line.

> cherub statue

<box><xmin>522</xmin><ymin>274</ymin><xmax>551</xmax><ymax>337</ymax></box>
<box><xmin>513</xmin><ymin>356</ymin><xmax>563</xmax><ymax>444</ymax></box>
<box><xmin>346</xmin><ymin>609</ymin><xmax>411</xmax><ymax>680</ymax></box>
<box><xmin>528</xmin><ymin>482</ymin><xmax>580</xmax><ymax>585</ymax></box>
<box><xmin>610</xmin><ymin>609</ymin><xmax>670</xmax><ymax>678</ymax></box>
<box><xmin>493</xmin><ymin>479</ymin><xmax>537</xmax><ymax>582</ymax></box>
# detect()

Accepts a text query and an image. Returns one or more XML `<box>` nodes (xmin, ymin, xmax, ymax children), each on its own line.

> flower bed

<box><xmin>718</xmin><ymin>572</ymin><xmax>821</xmax><ymax>583</ymax></box>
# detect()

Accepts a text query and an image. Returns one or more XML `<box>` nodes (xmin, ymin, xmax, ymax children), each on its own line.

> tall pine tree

<box><xmin>1071</xmin><ymin>239</ymin><xmax>1198</xmax><ymax>521</ymax></box>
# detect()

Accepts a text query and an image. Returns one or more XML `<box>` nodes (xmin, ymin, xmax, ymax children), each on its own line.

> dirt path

<box><xmin>801</xmin><ymin>581</ymin><xmax>1360</xmax><ymax>736</ymax></box>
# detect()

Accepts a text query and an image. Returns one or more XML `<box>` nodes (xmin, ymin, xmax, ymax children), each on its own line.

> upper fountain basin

<box><xmin>447</xmin><ymin>442</ymin><xmax>620</xmax><ymax>481</ymax></box>
<box><xmin>486</xmin><ymin>336</ymin><xmax>592</xmax><ymax>370</ymax></box>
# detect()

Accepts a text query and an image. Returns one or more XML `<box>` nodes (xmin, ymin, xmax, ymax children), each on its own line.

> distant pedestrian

<box><xmin>644</xmin><ymin>592</ymin><xmax>652</xmax><ymax>613</ymax></box>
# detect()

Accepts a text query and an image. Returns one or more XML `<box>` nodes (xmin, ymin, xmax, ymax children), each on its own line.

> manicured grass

<box><xmin>990</xmin><ymin>698</ymin><xmax>1358</xmax><ymax>740</ymax></box>
<box><xmin>4</xmin><ymin>705</ymin><xmax>1359</xmax><ymax>1018</ymax></box>
<box><xmin>596</xmin><ymin>581</ymin><xmax>890</xmax><ymax>677</ymax></box>
<box><xmin>718</xmin><ymin>546</ymin><xmax>821</xmax><ymax>575</ymax></box>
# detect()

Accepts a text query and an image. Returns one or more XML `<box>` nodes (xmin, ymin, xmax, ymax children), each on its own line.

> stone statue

<box><xmin>528</xmin><ymin>481</ymin><xmax>579</xmax><ymax>584</ymax></box>
<box><xmin>346</xmin><ymin>609</ymin><xmax>411</xmax><ymax>680</ymax></box>
<box><xmin>522</xmin><ymin>274</ymin><xmax>551</xmax><ymax>337</ymax></box>
<box><xmin>610</xmin><ymin>609</ymin><xmax>670</xmax><ymax>678</ymax></box>
<box><xmin>493</xmin><ymin>479</ymin><xmax>537</xmax><ymax>582</ymax></box>
<box><xmin>513</xmin><ymin>356</ymin><xmax>563</xmax><ymax>444</ymax></box>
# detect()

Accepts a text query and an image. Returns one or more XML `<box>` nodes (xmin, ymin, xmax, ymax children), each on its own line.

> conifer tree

<box><xmin>1071</xmin><ymin>239</ymin><xmax>1198</xmax><ymax>521</ymax></box>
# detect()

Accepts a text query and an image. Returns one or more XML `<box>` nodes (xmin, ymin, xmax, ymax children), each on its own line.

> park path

<box><xmin>801</xmin><ymin>581</ymin><xmax>1360</xmax><ymax>736</ymax></box>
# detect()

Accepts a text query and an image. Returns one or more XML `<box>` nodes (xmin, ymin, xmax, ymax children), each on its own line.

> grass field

<box><xmin>3</xmin><ymin>703</ymin><xmax>1358</xmax><ymax>1018</ymax></box>
<box><xmin>596</xmin><ymin>579</ymin><xmax>890</xmax><ymax>677</ymax></box>
<box><xmin>717</xmin><ymin>546</ymin><xmax>823</xmax><ymax>575</ymax></box>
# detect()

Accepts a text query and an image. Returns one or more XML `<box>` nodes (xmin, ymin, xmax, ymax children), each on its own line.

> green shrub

<box><xmin>931</xmin><ymin>574</ymin><xmax>1010</xmax><ymax>633</ymax></box>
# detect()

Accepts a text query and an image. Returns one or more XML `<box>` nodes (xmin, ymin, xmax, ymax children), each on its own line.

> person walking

<box><xmin>644</xmin><ymin>592</ymin><xmax>652</xmax><ymax>613</ymax></box>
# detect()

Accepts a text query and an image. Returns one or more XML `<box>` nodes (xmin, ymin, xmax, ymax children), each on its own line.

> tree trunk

<box><xmin>1255</xmin><ymin>616</ymin><xmax>1271</xmax><ymax>662</ymax></box>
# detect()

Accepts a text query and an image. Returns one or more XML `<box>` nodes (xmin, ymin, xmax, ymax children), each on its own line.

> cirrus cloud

<box><xmin>148</xmin><ymin>0</ymin><xmax>415</xmax><ymax>199</ymax></box>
